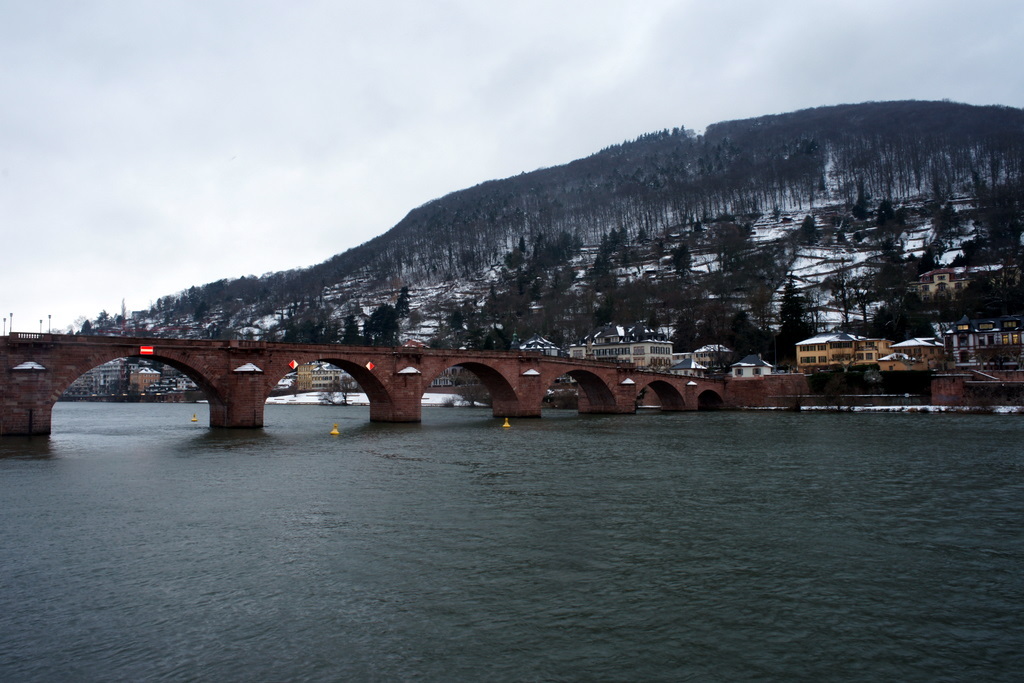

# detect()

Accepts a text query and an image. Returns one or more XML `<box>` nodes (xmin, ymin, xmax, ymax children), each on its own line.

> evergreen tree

<box><xmin>341</xmin><ymin>315</ymin><xmax>362</xmax><ymax>345</ymax></box>
<box><xmin>852</xmin><ymin>179</ymin><xmax>870</xmax><ymax>220</ymax></box>
<box><xmin>593</xmin><ymin>294</ymin><xmax>615</xmax><ymax>326</ymax></box>
<box><xmin>876</xmin><ymin>199</ymin><xmax>896</xmax><ymax>226</ymax></box>
<box><xmin>671</xmin><ymin>315</ymin><xmax>698</xmax><ymax>352</ymax></box>
<box><xmin>590</xmin><ymin>252</ymin><xmax>614</xmax><ymax>292</ymax></box>
<box><xmin>916</xmin><ymin>248</ymin><xmax>938</xmax><ymax>275</ymax></box>
<box><xmin>729</xmin><ymin>310</ymin><xmax>771</xmax><ymax>357</ymax></box>
<box><xmin>395</xmin><ymin>287</ymin><xmax>411</xmax><ymax>318</ymax></box>
<box><xmin>363</xmin><ymin>304</ymin><xmax>400</xmax><ymax>346</ymax></box>
<box><xmin>799</xmin><ymin>214</ymin><xmax>817</xmax><ymax>245</ymax></box>
<box><xmin>671</xmin><ymin>243</ymin><xmax>691</xmax><ymax>278</ymax></box>
<box><xmin>776</xmin><ymin>276</ymin><xmax>814</xmax><ymax>364</ymax></box>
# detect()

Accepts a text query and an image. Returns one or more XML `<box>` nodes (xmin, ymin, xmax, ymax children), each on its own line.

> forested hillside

<box><xmin>86</xmin><ymin>100</ymin><xmax>1024</xmax><ymax>365</ymax></box>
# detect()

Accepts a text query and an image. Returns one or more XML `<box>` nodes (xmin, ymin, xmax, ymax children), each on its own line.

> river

<box><xmin>1</xmin><ymin>403</ymin><xmax>1021</xmax><ymax>681</ymax></box>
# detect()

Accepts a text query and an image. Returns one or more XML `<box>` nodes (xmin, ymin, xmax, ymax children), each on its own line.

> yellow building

<box><xmin>795</xmin><ymin>332</ymin><xmax>893</xmax><ymax>373</ymax></box>
<box><xmin>877</xmin><ymin>337</ymin><xmax>946</xmax><ymax>371</ymax></box>
<box><xmin>909</xmin><ymin>268</ymin><xmax>971</xmax><ymax>302</ymax></box>
<box><xmin>686</xmin><ymin>344</ymin><xmax>734</xmax><ymax>369</ymax></box>
<box><xmin>130</xmin><ymin>367</ymin><xmax>161</xmax><ymax>393</ymax></box>
<box><xmin>296</xmin><ymin>361</ymin><xmax>347</xmax><ymax>392</ymax></box>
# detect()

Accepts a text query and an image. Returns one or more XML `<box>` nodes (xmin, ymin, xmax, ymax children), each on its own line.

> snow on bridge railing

<box><xmin>7</xmin><ymin>332</ymin><xmax>50</xmax><ymax>343</ymax></box>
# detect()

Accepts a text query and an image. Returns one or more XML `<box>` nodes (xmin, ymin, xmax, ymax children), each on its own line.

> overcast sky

<box><xmin>2</xmin><ymin>0</ymin><xmax>1022</xmax><ymax>332</ymax></box>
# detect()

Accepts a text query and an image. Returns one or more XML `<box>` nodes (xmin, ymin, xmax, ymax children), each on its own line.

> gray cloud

<box><xmin>1</xmin><ymin>0</ymin><xmax>1022</xmax><ymax>330</ymax></box>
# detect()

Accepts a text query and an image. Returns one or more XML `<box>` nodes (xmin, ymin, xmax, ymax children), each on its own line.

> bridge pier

<box><xmin>208</xmin><ymin>399</ymin><xmax>265</xmax><ymax>429</ymax></box>
<box><xmin>1</xmin><ymin>361</ymin><xmax>54</xmax><ymax>435</ymax></box>
<box><xmin>0</xmin><ymin>403</ymin><xmax>52</xmax><ymax>436</ymax></box>
<box><xmin>208</xmin><ymin>370</ymin><xmax>268</xmax><ymax>428</ymax></box>
<box><xmin>577</xmin><ymin>378</ymin><xmax>637</xmax><ymax>415</ymax></box>
<box><xmin>369</xmin><ymin>399</ymin><xmax>421</xmax><ymax>422</ymax></box>
<box><xmin>492</xmin><ymin>370</ymin><xmax>545</xmax><ymax>418</ymax></box>
<box><xmin>366</xmin><ymin>369</ymin><xmax>424</xmax><ymax>422</ymax></box>
<box><xmin>492</xmin><ymin>397</ymin><xmax>542</xmax><ymax>419</ymax></box>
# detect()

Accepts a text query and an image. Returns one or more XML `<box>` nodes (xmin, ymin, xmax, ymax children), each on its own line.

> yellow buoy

<box><xmin>502</xmin><ymin>417</ymin><xmax>511</xmax><ymax>429</ymax></box>
<box><xmin>191</xmin><ymin>414</ymin><xmax>198</xmax><ymax>422</ymax></box>
<box><xmin>330</xmin><ymin>423</ymin><xmax>340</xmax><ymax>436</ymax></box>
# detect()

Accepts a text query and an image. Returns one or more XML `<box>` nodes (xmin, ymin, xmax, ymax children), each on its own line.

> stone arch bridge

<box><xmin>1</xmin><ymin>333</ymin><xmax>803</xmax><ymax>436</ymax></box>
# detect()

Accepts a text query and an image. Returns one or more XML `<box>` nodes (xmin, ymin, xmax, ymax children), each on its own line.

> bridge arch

<box><xmin>697</xmin><ymin>388</ymin><xmax>724</xmax><ymax>410</ymax></box>
<box><xmin>49</xmin><ymin>349</ymin><xmax>222</xmax><ymax>404</ymax></box>
<box><xmin>559</xmin><ymin>368</ymin><xmax>622</xmax><ymax>414</ymax></box>
<box><xmin>63</xmin><ymin>350</ymin><xmax>226</xmax><ymax>407</ymax></box>
<box><xmin>303</xmin><ymin>356</ymin><xmax>400</xmax><ymax>421</ymax></box>
<box><xmin>421</xmin><ymin>359</ymin><xmax>528</xmax><ymax>419</ymax></box>
<box><xmin>636</xmin><ymin>377</ymin><xmax>687</xmax><ymax>411</ymax></box>
<box><xmin>5</xmin><ymin>345</ymin><xmax>231</xmax><ymax>435</ymax></box>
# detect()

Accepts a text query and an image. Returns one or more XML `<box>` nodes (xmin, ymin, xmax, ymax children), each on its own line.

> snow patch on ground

<box><xmin>267</xmin><ymin>392</ymin><xmax>469</xmax><ymax>406</ymax></box>
<box><xmin>787</xmin><ymin>405</ymin><xmax>1024</xmax><ymax>414</ymax></box>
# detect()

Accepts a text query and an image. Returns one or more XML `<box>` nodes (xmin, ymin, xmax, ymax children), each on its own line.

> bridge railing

<box><xmin>7</xmin><ymin>332</ymin><xmax>52</xmax><ymax>344</ymax></box>
<box><xmin>229</xmin><ymin>340</ymin><xmax>267</xmax><ymax>349</ymax></box>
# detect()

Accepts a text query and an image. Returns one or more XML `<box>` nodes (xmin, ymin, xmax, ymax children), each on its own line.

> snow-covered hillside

<box><xmin>140</xmin><ymin>194</ymin><xmax>983</xmax><ymax>345</ymax></box>
<box><xmin>107</xmin><ymin>101</ymin><xmax>1023</xmax><ymax>350</ymax></box>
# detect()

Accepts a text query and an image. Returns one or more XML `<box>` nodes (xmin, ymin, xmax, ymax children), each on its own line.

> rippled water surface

<box><xmin>1</xmin><ymin>403</ymin><xmax>1022</xmax><ymax>681</ymax></box>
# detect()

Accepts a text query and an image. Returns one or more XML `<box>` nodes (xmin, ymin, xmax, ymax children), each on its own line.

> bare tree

<box><xmin>320</xmin><ymin>373</ymin><xmax>361</xmax><ymax>405</ymax></box>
